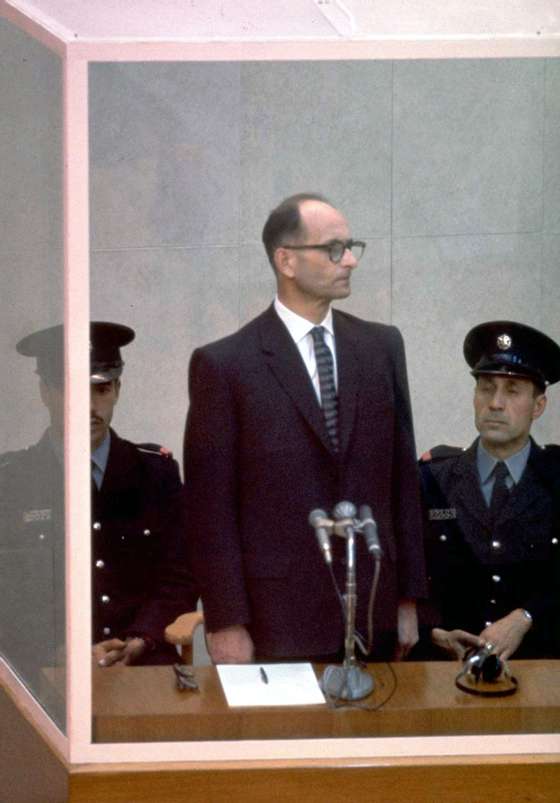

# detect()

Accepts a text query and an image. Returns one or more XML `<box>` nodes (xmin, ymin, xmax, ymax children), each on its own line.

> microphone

<box><xmin>333</xmin><ymin>500</ymin><xmax>357</xmax><ymax>537</ymax></box>
<box><xmin>358</xmin><ymin>505</ymin><xmax>382</xmax><ymax>557</ymax></box>
<box><xmin>309</xmin><ymin>508</ymin><xmax>333</xmax><ymax>564</ymax></box>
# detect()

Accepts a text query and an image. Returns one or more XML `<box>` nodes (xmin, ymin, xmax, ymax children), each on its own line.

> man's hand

<box><xmin>431</xmin><ymin>627</ymin><xmax>483</xmax><ymax>660</ymax></box>
<box><xmin>393</xmin><ymin>598</ymin><xmax>419</xmax><ymax>661</ymax></box>
<box><xmin>206</xmin><ymin>624</ymin><xmax>254</xmax><ymax>664</ymax></box>
<box><xmin>478</xmin><ymin>609</ymin><xmax>532</xmax><ymax>661</ymax></box>
<box><xmin>93</xmin><ymin>637</ymin><xmax>148</xmax><ymax>667</ymax></box>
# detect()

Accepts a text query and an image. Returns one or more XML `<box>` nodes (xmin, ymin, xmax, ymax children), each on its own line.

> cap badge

<box><xmin>497</xmin><ymin>334</ymin><xmax>512</xmax><ymax>351</ymax></box>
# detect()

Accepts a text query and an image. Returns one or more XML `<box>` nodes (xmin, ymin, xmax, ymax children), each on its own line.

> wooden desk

<box><xmin>93</xmin><ymin>659</ymin><xmax>560</xmax><ymax>742</ymax></box>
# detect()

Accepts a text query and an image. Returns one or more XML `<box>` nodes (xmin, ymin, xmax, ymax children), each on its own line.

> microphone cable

<box><xmin>323</xmin><ymin>661</ymin><xmax>398</xmax><ymax>712</ymax></box>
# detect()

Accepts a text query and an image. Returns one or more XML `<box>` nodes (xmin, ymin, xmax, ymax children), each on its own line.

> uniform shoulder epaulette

<box><xmin>420</xmin><ymin>444</ymin><xmax>464</xmax><ymax>463</ymax></box>
<box><xmin>136</xmin><ymin>442</ymin><xmax>173</xmax><ymax>459</ymax></box>
<box><xmin>540</xmin><ymin>443</ymin><xmax>560</xmax><ymax>461</ymax></box>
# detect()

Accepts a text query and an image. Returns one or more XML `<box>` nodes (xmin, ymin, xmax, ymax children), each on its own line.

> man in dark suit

<box><xmin>2</xmin><ymin>322</ymin><xmax>197</xmax><ymax>672</ymax></box>
<box><xmin>184</xmin><ymin>192</ymin><xmax>427</xmax><ymax>664</ymax></box>
<box><xmin>419</xmin><ymin>321</ymin><xmax>560</xmax><ymax>661</ymax></box>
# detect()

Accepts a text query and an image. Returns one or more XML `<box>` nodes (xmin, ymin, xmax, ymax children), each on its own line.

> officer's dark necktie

<box><xmin>489</xmin><ymin>461</ymin><xmax>510</xmax><ymax>523</ymax></box>
<box><xmin>310</xmin><ymin>326</ymin><xmax>339</xmax><ymax>452</ymax></box>
<box><xmin>91</xmin><ymin>459</ymin><xmax>102</xmax><ymax>492</ymax></box>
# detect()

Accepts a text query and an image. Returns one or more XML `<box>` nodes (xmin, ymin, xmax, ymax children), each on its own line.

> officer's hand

<box><xmin>478</xmin><ymin>609</ymin><xmax>532</xmax><ymax>661</ymax></box>
<box><xmin>93</xmin><ymin>637</ymin><xmax>147</xmax><ymax>667</ymax></box>
<box><xmin>431</xmin><ymin>627</ymin><xmax>483</xmax><ymax>660</ymax></box>
<box><xmin>206</xmin><ymin>624</ymin><xmax>254</xmax><ymax>664</ymax></box>
<box><xmin>393</xmin><ymin>598</ymin><xmax>419</xmax><ymax>660</ymax></box>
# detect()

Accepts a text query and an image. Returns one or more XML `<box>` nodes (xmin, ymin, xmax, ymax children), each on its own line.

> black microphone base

<box><xmin>320</xmin><ymin>663</ymin><xmax>374</xmax><ymax>701</ymax></box>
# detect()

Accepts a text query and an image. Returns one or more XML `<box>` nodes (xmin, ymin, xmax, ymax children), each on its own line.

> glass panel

<box><xmin>0</xmin><ymin>19</ymin><xmax>65</xmax><ymax>729</ymax></box>
<box><xmin>89</xmin><ymin>59</ymin><xmax>560</xmax><ymax>742</ymax></box>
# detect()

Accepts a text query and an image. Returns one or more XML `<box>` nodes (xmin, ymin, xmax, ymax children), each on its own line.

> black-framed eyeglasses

<box><xmin>281</xmin><ymin>239</ymin><xmax>366</xmax><ymax>264</ymax></box>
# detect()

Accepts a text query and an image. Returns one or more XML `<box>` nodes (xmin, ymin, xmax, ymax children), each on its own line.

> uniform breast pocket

<box><xmin>113</xmin><ymin>518</ymin><xmax>162</xmax><ymax>560</ymax></box>
<box><xmin>518</xmin><ymin>508</ymin><xmax>554</xmax><ymax>561</ymax></box>
<box><xmin>521</xmin><ymin>533</ymin><xmax>555</xmax><ymax>561</ymax></box>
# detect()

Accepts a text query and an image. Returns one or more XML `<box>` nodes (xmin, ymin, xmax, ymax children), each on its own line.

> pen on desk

<box><xmin>259</xmin><ymin>666</ymin><xmax>269</xmax><ymax>684</ymax></box>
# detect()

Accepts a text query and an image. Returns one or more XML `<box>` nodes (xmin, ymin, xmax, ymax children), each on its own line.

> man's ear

<box><xmin>274</xmin><ymin>246</ymin><xmax>295</xmax><ymax>279</ymax></box>
<box><xmin>532</xmin><ymin>392</ymin><xmax>547</xmax><ymax>421</ymax></box>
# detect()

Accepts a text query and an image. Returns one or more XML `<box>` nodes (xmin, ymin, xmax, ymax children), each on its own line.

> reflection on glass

<box><xmin>0</xmin><ymin>326</ymin><xmax>65</xmax><ymax>726</ymax></box>
<box><xmin>0</xmin><ymin>16</ymin><xmax>64</xmax><ymax>730</ymax></box>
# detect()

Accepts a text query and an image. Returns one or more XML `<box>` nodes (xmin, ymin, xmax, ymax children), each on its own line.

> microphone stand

<box><xmin>320</xmin><ymin>508</ymin><xmax>374</xmax><ymax>701</ymax></box>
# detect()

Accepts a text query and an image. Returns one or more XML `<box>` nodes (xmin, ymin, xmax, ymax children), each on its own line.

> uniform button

<box><xmin>490</xmin><ymin>599</ymin><xmax>497</xmax><ymax>605</ymax></box>
<box><xmin>439</xmin><ymin>534</ymin><xmax>447</xmax><ymax>542</ymax></box>
<box><xmin>95</xmin><ymin>560</ymin><xmax>105</xmax><ymax>569</ymax></box>
<box><xmin>143</xmin><ymin>529</ymin><xmax>151</xmax><ymax>536</ymax></box>
<box><xmin>101</xmin><ymin>595</ymin><xmax>110</xmax><ymax>604</ymax></box>
<box><xmin>93</xmin><ymin>522</ymin><xmax>102</xmax><ymax>531</ymax></box>
<box><xmin>38</xmin><ymin>533</ymin><xmax>46</xmax><ymax>541</ymax></box>
<box><xmin>552</xmin><ymin>538</ymin><xmax>559</xmax><ymax>545</ymax></box>
<box><xmin>492</xmin><ymin>575</ymin><xmax>501</xmax><ymax>583</ymax></box>
<box><xmin>491</xmin><ymin>540</ymin><xmax>501</xmax><ymax>550</ymax></box>
<box><xmin>103</xmin><ymin>627</ymin><xmax>111</xmax><ymax>636</ymax></box>
<box><xmin>485</xmin><ymin>621</ymin><xmax>492</xmax><ymax>628</ymax></box>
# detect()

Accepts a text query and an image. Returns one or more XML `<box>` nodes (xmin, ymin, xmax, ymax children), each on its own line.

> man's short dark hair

<box><xmin>261</xmin><ymin>192</ymin><xmax>331</xmax><ymax>270</ymax></box>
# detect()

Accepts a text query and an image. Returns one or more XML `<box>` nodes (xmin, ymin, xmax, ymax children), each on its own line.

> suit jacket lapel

<box><xmin>258</xmin><ymin>306</ymin><xmax>336</xmax><ymax>455</ymax></box>
<box><xmin>332</xmin><ymin>310</ymin><xmax>360</xmax><ymax>458</ymax></box>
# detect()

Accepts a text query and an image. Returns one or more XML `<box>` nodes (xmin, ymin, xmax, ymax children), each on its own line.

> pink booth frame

<box><xmin>0</xmin><ymin>0</ymin><xmax>559</xmax><ymax>772</ymax></box>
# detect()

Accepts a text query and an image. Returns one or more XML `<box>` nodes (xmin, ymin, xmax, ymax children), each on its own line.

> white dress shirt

<box><xmin>273</xmin><ymin>296</ymin><xmax>338</xmax><ymax>403</ymax></box>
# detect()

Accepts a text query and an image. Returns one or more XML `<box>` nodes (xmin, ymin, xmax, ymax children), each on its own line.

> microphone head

<box><xmin>309</xmin><ymin>508</ymin><xmax>328</xmax><ymax>527</ymax></box>
<box><xmin>333</xmin><ymin>500</ymin><xmax>357</xmax><ymax>520</ymax></box>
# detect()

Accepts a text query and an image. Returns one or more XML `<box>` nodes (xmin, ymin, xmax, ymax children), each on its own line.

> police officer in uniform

<box><xmin>419</xmin><ymin>321</ymin><xmax>560</xmax><ymax>661</ymax></box>
<box><xmin>6</xmin><ymin>322</ymin><xmax>197</xmax><ymax>669</ymax></box>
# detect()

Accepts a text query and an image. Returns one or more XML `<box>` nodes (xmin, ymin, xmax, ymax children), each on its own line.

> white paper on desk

<box><xmin>217</xmin><ymin>663</ymin><xmax>326</xmax><ymax>707</ymax></box>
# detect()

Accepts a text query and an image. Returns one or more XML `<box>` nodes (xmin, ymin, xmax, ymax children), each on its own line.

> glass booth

<box><xmin>1</xmin><ymin>0</ymin><xmax>559</xmax><ymax>796</ymax></box>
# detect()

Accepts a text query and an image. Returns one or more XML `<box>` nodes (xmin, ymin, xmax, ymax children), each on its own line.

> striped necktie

<box><xmin>310</xmin><ymin>326</ymin><xmax>339</xmax><ymax>452</ymax></box>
